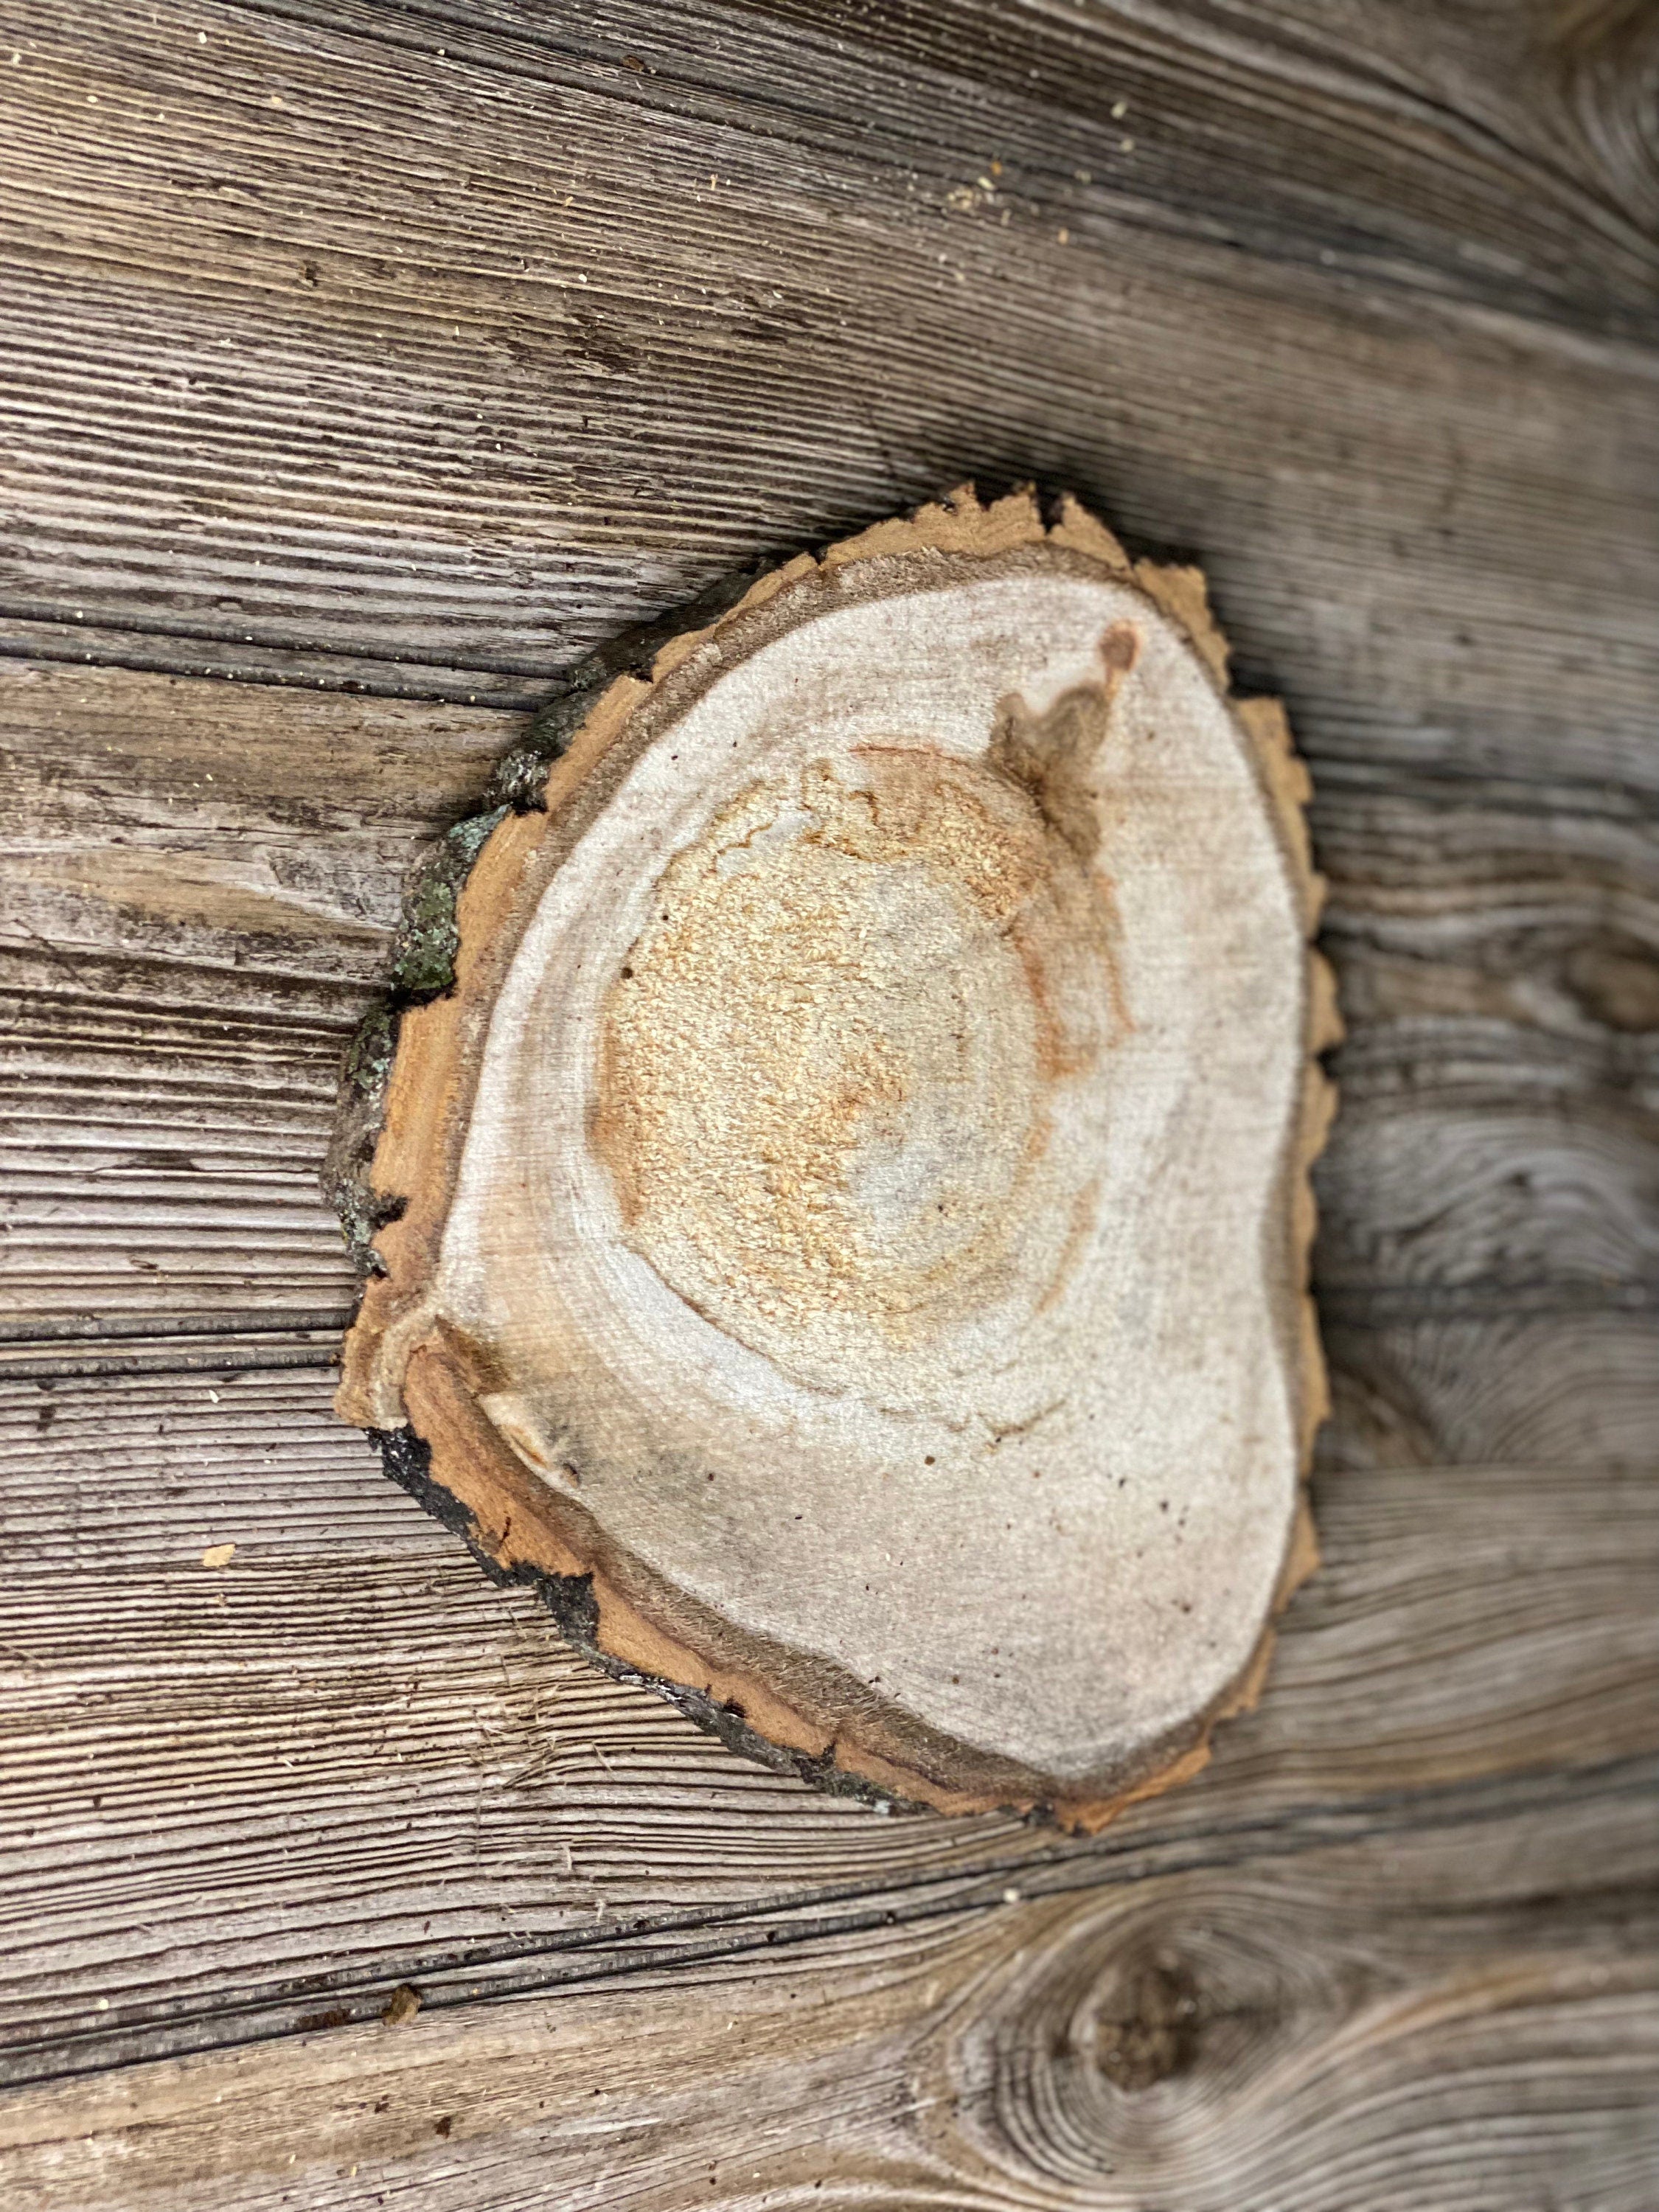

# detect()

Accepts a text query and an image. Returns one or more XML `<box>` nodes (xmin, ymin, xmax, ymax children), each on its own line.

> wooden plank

<box><xmin>1322</xmin><ymin>1311</ymin><xmax>1659</xmax><ymax>1468</ymax></box>
<box><xmin>4</xmin><ymin>659</ymin><xmax>1652</xmax><ymax>1457</ymax></box>
<box><xmin>0</xmin><ymin>0</ymin><xmax>1652</xmax><ymax>804</ymax></box>
<box><xmin>0</xmin><ymin>661</ymin><xmax>514</xmax><ymax>1323</ymax></box>
<box><xmin>1</xmin><ymin>1352</ymin><xmax>1652</xmax><ymax>2079</ymax></box>
<box><xmin>1</xmin><ymin>1784</ymin><xmax>1652</xmax><ymax>2211</ymax></box>
<box><xmin>0</xmin><ymin>615</ymin><xmax>549</xmax><ymax>709</ymax></box>
<box><xmin>14</xmin><ymin>0</ymin><xmax>1658</xmax><ymax>342</ymax></box>
<box><xmin>0</xmin><ymin>660</ymin><xmax>512</xmax><ymax>989</ymax></box>
<box><xmin>0</xmin><ymin>1</ymin><xmax>1649</xmax><ymax>2201</ymax></box>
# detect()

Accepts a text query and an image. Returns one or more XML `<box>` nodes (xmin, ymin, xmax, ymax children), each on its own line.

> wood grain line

<box><xmin>0</xmin><ymin>1310</ymin><xmax>355</xmax><ymax>1346</ymax></box>
<box><xmin>9</xmin><ymin>1756</ymin><xmax>1649</xmax><ymax>2093</ymax></box>
<box><xmin>0</xmin><ymin>1343</ymin><xmax>342</xmax><ymax>1382</ymax></box>
<box><xmin>0</xmin><ymin>613</ymin><xmax>549</xmax><ymax>709</ymax></box>
<box><xmin>2</xmin><ymin>1787</ymin><xmax>1651</xmax><ymax>2211</ymax></box>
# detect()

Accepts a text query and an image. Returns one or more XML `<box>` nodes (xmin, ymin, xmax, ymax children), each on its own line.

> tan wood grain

<box><xmin>330</xmin><ymin>495</ymin><xmax>1333</xmax><ymax>1824</ymax></box>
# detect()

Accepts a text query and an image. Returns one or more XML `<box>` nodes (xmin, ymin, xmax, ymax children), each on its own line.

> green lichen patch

<box><xmin>389</xmin><ymin>805</ymin><xmax>509</xmax><ymax>1002</ymax></box>
<box><xmin>487</xmin><ymin>674</ymin><xmax>608</xmax><ymax>813</ymax></box>
<box><xmin>323</xmin><ymin>1002</ymin><xmax>406</xmax><ymax>1275</ymax></box>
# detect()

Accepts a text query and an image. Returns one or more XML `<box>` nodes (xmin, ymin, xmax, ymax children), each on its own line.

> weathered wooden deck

<box><xmin>1</xmin><ymin>1</ymin><xmax>1655</xmax><ymax>2204</ymax></box>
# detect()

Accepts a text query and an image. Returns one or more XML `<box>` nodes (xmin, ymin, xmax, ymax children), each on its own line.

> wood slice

<box><xmin>335</xmin><ymin>488</ymin><xmax>1338</xmax><ymax>1827</ymax></box>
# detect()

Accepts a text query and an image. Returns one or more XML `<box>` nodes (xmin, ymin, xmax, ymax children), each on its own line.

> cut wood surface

<box><xmin>337</xmin><ymin>494</ymin><xmax>1335</xmax><ymax>1823</ymax></box>
<box><xmin>1</xmin><ymin>0</ymin><xmax>1655</xmax><ymax>2202</ymax></box>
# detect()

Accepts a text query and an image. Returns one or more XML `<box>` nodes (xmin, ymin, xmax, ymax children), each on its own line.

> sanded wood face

<box><xmin>341</xmin><ymin>498</ymin><xmax>1331</xmax><ymax>1820</ymax></box>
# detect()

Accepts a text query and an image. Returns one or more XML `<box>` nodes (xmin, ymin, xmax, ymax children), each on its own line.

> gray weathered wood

<box><xmin>3</xmin><ymin>661</ymin><xmax>1652</xmax><ymax>1458</ymax></box>
<box><xmin>1</xmin><ymin>1787</ymin><xmax>1652</xmax><ymax>2211</ymax></box>
<box><xmin>1</xmin><ymin>0</ymin><xmax>1655</xmax><ymax>778</ymax></box>
<box><xmin>1</xmin><ymin>0</ymin><xmax>1654</xmax><ymax>2199</ymax></box>
<box><xmin>0</xmin><ymin>1357</ymin><xmax>1652</xmax><ymax>2080</ymax></box>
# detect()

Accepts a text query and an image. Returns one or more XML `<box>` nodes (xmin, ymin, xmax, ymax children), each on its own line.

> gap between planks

<box><xmin>1</xmin><ymin>1782</ymin><xmax>1652</xmax><ymax>2212</ymax></box>
<box><xmin>4</xmin><ymin>1375</ymin><xmax>1654</xmax><ymax>2084</ymax></box>
<box><xmin>7</xmin><ymin>1755</ymin><xmax>1651</xmax><ymax>2093</ymax></box>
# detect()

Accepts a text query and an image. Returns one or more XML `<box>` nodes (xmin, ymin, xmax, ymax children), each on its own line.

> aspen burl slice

<box><xmin>334</xmin><ymin>489</ymin><xmax>1339</xmax><ymax>1827</ymax></box>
